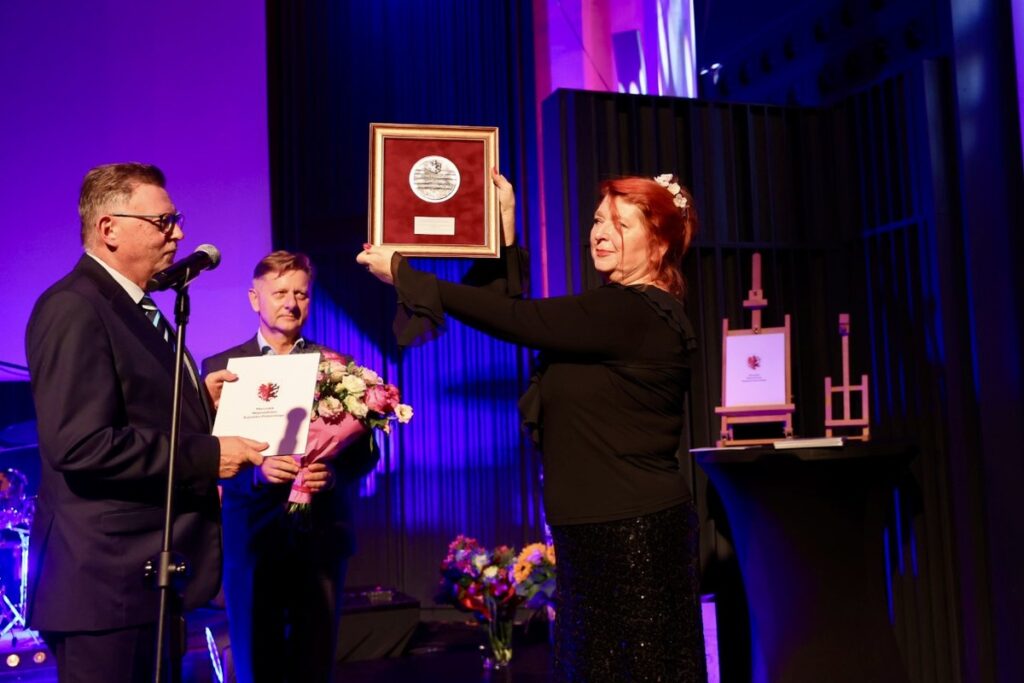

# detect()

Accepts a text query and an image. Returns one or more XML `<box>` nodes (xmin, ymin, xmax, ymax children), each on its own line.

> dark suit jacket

<box><xmin>24</xmin><ymin>255</ymin><xmax>221</xmax><ymax>632</ymax></box>
<box><xmin>201</xmin><ymin>338</ymin><xmax>378</xmax><ymax>566</ymax></box>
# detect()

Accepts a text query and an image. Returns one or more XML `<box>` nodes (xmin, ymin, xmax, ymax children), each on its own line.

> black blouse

<box><xmin>394</xmin><ymin>256</ymin><xmax>697</xmax><ymax>526</ymax></box>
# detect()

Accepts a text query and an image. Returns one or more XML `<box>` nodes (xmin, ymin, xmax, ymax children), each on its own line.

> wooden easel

<box><xmin>824</xmin><ymin>313</ymin><xmax>870</xmax><ymax>440</ymax></box>
<box><xmin>715</xmin><ymin>253</ymin><xmax>795</xmax><ymax>446</ymax></box>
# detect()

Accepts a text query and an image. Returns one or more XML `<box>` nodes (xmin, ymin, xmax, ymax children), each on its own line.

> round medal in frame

<box><xmin>409</xmin><ymin>155</ymin><xmax>461</xmax><ymax>203</ymax></box>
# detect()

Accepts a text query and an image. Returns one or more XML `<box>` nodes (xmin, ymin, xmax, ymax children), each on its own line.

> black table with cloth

<box><xmin>694</xmin><ymin>442</ymin><xmax>912</xmax><ymax>683</ymax></box>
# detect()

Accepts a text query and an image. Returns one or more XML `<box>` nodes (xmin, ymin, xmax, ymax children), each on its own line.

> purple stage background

<box><xmin>0</xmin><ymin>1</ymin><xmax>271</xmax><ymax>376</ymax></box>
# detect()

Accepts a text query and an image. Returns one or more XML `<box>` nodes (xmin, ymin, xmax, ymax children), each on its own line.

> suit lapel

<box><xmin>78</xmin><ymin>256</ymin><xmax>212</xmax><ymax>430</ymax></box>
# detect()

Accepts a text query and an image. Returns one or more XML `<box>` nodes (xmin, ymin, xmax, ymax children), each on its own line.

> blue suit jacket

<box><xmin>25</xmin><ymin>255</ymin><xmax>221</xmax><ymax>632</ymax></box>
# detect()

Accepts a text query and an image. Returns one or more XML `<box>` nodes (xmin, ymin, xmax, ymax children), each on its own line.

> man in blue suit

<box><xmin>25</xmin><ymin>162</ymin><xmax>267</xmax><ymax>682</ymax></box>
<box><xmin>202</xmin><ymin>250</ymin><xmax>377</xmax><ymax>683</ymax></box>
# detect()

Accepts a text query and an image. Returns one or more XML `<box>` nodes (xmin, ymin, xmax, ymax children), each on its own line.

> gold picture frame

<box><xmin>368</xmin><ymin>122</ymin><xmax>500</xmax><ymax>258</ymax></box>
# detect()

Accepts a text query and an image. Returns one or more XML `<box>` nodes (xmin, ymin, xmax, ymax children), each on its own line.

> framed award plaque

<box><xmin>369</xmin><ymin>123</ymin><xmax>500</xmax><ymax>258</ymax></box>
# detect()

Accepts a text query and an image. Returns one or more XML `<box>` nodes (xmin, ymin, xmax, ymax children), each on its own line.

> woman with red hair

<box><xmin>359</xmin><ymin>171</ymin><xmax>706</xmax><ymax>682</ymax></box>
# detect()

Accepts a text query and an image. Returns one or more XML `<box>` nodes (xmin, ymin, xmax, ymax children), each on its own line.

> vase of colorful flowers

<box><xmin>437</xmin><ymin>535</ymin><xmax>520</xmax><ymax>668</ymax></box>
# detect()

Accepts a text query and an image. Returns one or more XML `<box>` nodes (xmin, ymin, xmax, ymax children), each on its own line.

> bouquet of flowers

<box><xmin>513</xmin><ymin>542</ymin><xmax>556</xmax><ymax>609</ymax></box>
<box><xmin>436</xmin><ymin>535</ymin><xmax>521</xmax><ymax>622</ymax></box>
<box><xmin>287</xmin><ymin>351</ymin><xmax>413</xmax><ymax>516</ymax></box>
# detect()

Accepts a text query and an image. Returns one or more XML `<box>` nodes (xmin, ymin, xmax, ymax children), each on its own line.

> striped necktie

<box><xmin>139</xmin><ymin>294</ymin><xmax>172</xmax><ymax>345</ymax></box>
<box><xmin>140</xmin><ymin>293</ymin><xmax>201</xmax><ymax>393</ymax></box>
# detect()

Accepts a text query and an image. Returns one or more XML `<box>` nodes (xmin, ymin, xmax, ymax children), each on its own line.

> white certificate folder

<box><xmin>211</xmin><ymin>353</ymin><xmax>320</xmax><ymax>456</ymax></box>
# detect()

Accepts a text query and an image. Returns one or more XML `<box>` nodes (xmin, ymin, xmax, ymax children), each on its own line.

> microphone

<box><xmin>147</xmin><ymin>244</ymin><xmax>222</xmax><ymax>291</ymax></box>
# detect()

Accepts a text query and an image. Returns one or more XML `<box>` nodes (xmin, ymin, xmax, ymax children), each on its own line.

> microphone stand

<box><xmin>146</xmin><ymin>281</ymin><xmax>194</xmax><ymax>683</ymax></box>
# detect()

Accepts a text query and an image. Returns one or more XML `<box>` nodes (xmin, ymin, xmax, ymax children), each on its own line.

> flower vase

<box><xmin>483</xmin><ymin>598</ymin><xmax>514</xmax><ymax>668</ymax></box>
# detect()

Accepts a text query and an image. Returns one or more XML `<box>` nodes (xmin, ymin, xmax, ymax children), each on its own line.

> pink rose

<box><xmin>365</xmin><ymin>383</ymin><xmax>400</xmax><ymax>414</ymax></box>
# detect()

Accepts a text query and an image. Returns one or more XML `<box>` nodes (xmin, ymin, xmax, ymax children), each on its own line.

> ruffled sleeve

<box><xmin>626</xmin><ymin>285</ymin><xmax>698</xmax><ymax>352</ymax></box>
<box><xmin>392</xmin><ymin>243</ymin><xmax>529</xmax><ymax>347</ymax></box>
<box><xmin>392</xmin><ymin>258</ymin><xmax>446</xmax><ymax>347</ymax></box>
<box><xmin>517</xmin><ymin>359</ymin><xmax>545</xmax><ymax>447</ymax></box>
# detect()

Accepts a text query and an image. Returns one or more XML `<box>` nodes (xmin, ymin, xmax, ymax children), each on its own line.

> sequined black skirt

<box><xmin>550</xmin><ymin>503</ymin><xmax>706</xmax><ymax>683</ymax></box>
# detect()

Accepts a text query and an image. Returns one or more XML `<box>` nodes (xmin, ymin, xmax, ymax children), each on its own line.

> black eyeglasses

<box><xmin>111</xmin><ymin>212</ymin><xmax>184</xmax><ymax>234</ymax></box>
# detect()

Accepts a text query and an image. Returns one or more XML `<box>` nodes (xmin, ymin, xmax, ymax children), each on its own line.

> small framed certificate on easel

<box><xmin>723</xmin><ymin>329</ymin><xmax>789</xmax><ymax>406</ymax></box>
<box><xmin>368</xmin><ymin>123</ymin><xmax>500</xmax><ymax>258</ymax></box>
<box><xmin>715</xmin><ymin>253</ymin><xmax>795</xmax><ymax>446</ymax></box>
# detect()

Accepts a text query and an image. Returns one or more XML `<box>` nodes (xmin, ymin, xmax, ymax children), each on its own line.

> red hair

<box><xmin>599</xmin><ymin>177</ymin><xmax>697</xmax><ymax>298</ymax></box>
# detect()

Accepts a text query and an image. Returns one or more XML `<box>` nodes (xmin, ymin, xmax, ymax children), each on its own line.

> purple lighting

<box><xmin>0</xmin><ymin>0</ymin><xmax>272</xmax><ymax>373</ymax></box>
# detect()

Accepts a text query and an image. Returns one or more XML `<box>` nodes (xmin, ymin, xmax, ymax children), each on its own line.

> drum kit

<box><xmin>0</xmin><ymin>468</ymin><xmax>33</xmax><ymax>637</ymax></box>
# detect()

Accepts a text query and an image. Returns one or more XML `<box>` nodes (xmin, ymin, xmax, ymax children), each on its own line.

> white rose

<box><xmin>482</xmin><ymin>565</ymin><xmax>498</xmax><ymax>579</ymax></box>
<box><xmin>361</xmin><ymin>368</ymin><xmax>380</xmax><ymax>384</ymax></box>
<box><xmin>654</xmin><ymin>173</ymin><xmax>673</xmax><ymax>184</ymax></box>
<box><xmin>343</xmin><ymin>394</ymin><xmax>368</xmax><ymax>418</ymax></box>
<box><xmin>667</xmin><ymin>182</ymin><xmax>680</xmax><ymax>196</ymax></box>
<box><xmin>317</xmin><ymin>397</ymin><xmax>343</xmax><ymax>421</ymax></box>
<box><xmin>396</xmin><ymin>404</ymin><xmax>413</xmax><ymax>423</ymax></box>
<box><xmin>472</xmin><ymin>553</ymin><xmax>488</xmax><ymax>572</ymax></box>
<box><xmin>328</xmin><ymin>360</ymin><xmax>348</xmax><ymax>382</ymax></box>
<box><xmin>341</xmin><ymin>375</ymin><xmax>366</xmax><ymax>395</ymax></box>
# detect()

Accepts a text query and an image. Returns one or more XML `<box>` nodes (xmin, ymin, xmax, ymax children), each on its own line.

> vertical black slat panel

<box><xmin>787</xmin><ymin>108</ymin><xmax>809</xmax><ymax>245</ymax></box>
<box><xmin>731</xmin><ymin>107</ymin><xmax>755</xmax><ymax>243</ymax></box>
<box><xmin>631</xmin><ymin>96</ymin><xmax>658</xmax><ymax>175</ymax></box>
<box><xmin>800</xmin><ymin>247</ymin><xmax>833</xmax><ymax>433</ymax></box>
<box><xmin>688</xmin><ymin>247</ymin><xmax>720</xmax><ymax>448</ymax></box>
<box><xmin>721</xmin><ymin>104</ymin><xmax>743</xmax><ymax>245</ymax></box>
<box><xmin>746</xmin><ymin>106</ymin><xmax>770</xmax><ymax>244</ymax></box>
<box><xmin>892</xmin><ymin>78</ymin><xmax>913</xmax><ymax>223</ymax></box>
<box><xmin>772</xmin><ymin>107</ymin><xmax>792</xmax><ymax>246</ymax></box>
<box><xmin>881</xmin><ymin>229</ymin><xmax>902</xmax><ymax>430</ymax></box>
<box><xmin>800</xmin><ymin>108</ymin><xmax>838</xmax><ymax>247</ymax></box>
<box><xmin>690</xmin><ymin>102</ymin><xmax>721</xmax><ymax>247</ymax></box>
<box><xmin>577</xmin><ymin>92</ymin><xmax>603</xmax><ymax>292</ymax></box>
<box><xmin>799</xmin><ymin>108</ymin><xmax>824</xmax><ymax>246</ymax></box>
<box><xmin>699</xmin><ymin>104</ymin><xmax>726</xmax><ymax>244</ymax></box>
<box><xmin>658</xmin><ymin>100</ymin><xmax>681</xmax><ymax>184</ymax></box>
<box><xmin>830</xmin><ymin>105</ymin><xmax>861</xmax><ymax>244</ymax></box>
<box><xmin>764</xmin><ymin>108</ymin><xmax>788</xmax><ymax>245</ymax></box>
<box><xmin>862</xmin><ymin>88</ymin><xmax>879</xmax><ymax>231</ymax></box>
<box><xmin>689</xmin><ymin>103</ymin><xmax>714</xmax><ymax>245</ymax></box>
<box><xmin>674</xmin><ymin>100</ymin><xmax>697</xmax><ymax>197</ymax></box>
<box><xmin>685</xmin><ymin>102</ymin><xmax>708</xmax><ymax>248</ymax></box>
<box><xmin>611</xmin><ymin>96</ymin><xmax>631</xmax><ymax>175</ymax></box>
<box><xmin>619</xmin><ymin>95</ymin><xmax>638</xmax><ymax>172</ymax></box>
<box><xmin>878</xmin><ymin>83</ymin><xmax>896</xmax><ymax>227</ymax></box>
<box><xmin>541</xmin><ymin>90</ymin><xmax>572</xmax><ymax>299</ymax></box>
<box><xmin>763</xmin><ymin>107</ymin><xmax>786</xmax><ymax>246</ymax></box>
<box><xmin>869</xmin><ymin>86</ymin><xmax>886</xmax><ymax>229</ymax></box>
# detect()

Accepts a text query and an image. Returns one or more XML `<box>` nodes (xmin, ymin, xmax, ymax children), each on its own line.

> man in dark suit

<box><xmin>202</xmin><ymin>250</ymin><xmax>378</xmax><ymax>683</ymax></box>
<box><xmin>25</xmin><ymin>162</ymin><xmax>267</xmax><ymax>682</ymax></box>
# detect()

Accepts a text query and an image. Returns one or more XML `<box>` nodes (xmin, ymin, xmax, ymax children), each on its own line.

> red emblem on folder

<box><xmin>257</xmin><ymin>383</ymin><xmax>279</xmax><ymax>402</ymax></box>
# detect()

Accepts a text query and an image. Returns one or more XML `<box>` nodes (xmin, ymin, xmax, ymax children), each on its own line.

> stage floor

<box><xmin>1</xmin><ymin>603</ymin><xmax>718</xmax><ymax>682</ymax></box>
<box><xmin>0</xmin><ymin>614</ymin><xmax>555</xmax><ymax>683</ymax></box>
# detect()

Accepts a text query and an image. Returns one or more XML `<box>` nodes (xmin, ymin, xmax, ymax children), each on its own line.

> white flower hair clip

<box><xmin>653</xmin><ymin>173</ymin><xmax>689</xmax><ymax>211</ymax></box>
